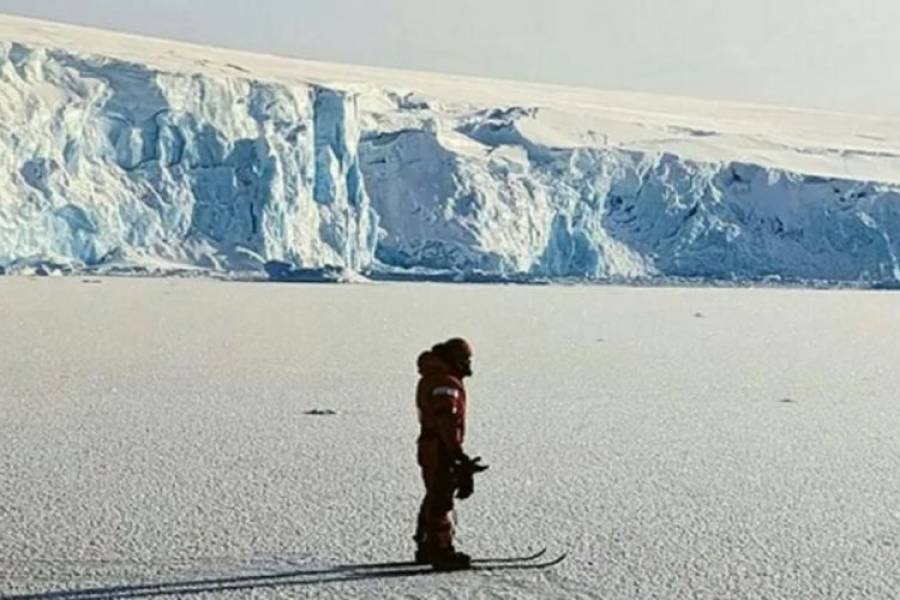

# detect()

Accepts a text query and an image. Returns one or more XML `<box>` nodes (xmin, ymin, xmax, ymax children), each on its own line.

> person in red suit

<box><xmin>413</xmin><ymin>337</ymin><xmax>486</xmax><ymax>570</ymax></box>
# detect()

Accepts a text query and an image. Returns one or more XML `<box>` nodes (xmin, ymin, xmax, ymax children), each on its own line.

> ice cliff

<box><xmin>0</xmin><ymin>42</ymin><xmax>375</xmax><ymax>275</ymax></box>
<box><xmin>3</xmin><ymin>15</ymin><xmax>900</xmax><ymax>286</ymax></box>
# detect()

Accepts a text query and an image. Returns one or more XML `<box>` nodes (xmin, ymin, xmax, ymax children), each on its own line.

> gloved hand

<box><xmin>453</xmin><ymin>452</ymin><xmax>489</xmax><ymax>500</ymax></box>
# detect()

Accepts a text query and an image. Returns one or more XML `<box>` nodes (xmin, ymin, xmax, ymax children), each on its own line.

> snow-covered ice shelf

<box><xmin>3</xmin><ymin>14</ymin><xmax>900</xmax><ymax>286</ymax></box>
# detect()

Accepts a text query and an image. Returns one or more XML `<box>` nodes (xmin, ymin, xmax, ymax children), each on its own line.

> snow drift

<box><xmin>2</xmin><ymin>14</ymin><xmax>900</xmax><ymax>285</ymax></box>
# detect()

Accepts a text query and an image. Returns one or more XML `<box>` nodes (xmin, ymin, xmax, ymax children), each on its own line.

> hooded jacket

<box><xmin>416</xmin><ymin>350</ymin><xmax>467</xmax><ymax>467</ymax></box>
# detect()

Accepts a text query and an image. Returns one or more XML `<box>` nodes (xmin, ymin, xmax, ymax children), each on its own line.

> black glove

<box><xmin>452</xmin><ymin>453</ymin><xmax>489</xmax><ymax>500</ymax></box>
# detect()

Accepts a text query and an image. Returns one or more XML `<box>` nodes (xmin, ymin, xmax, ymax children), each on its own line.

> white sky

<box><xmin>1</xmin><ymin>0</ymin><xmax>898</xmax><ymax>116</ymax></box>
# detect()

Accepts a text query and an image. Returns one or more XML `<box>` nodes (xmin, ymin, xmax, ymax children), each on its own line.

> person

<box><xmin>413</xmin><ymin>337</ymin><xmax>486</xmax><ymax>570</ymax></box>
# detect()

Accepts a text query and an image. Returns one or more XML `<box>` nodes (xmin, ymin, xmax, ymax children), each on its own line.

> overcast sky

<box><xmin>1</xmin><ymin>0</ymin><xmax>898</xmax><ymax>116</ymax></box>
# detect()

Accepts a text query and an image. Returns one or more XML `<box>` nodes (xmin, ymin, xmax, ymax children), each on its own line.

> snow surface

<box><xmin>4</xmin><ymin>14</ymin><xmax>900</xmax><ymax>285</ymax></box>
<box><xmin>3</xmin><ymin>278</ymin><xmax>900</xmax><ymax>598</ymax></box>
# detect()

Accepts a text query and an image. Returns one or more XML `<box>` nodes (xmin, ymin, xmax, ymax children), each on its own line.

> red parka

<box><xmin>416</xmin><ymin>350</ymin><xmax>466</xmax><ymax>467</ymax></box>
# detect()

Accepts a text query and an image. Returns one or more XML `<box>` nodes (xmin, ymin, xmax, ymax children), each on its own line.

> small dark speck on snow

<box><xmin>305</xmin><ymin>409</ymin><xmax>338</xmax><ymax>416</ymax></box>
<box><xmin>779</xmin><ymin>398</ymin><xmax>796</xmax><ymax>404</ymax></box>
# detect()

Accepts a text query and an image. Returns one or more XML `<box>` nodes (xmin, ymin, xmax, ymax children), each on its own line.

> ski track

<box><xmin>2</xmin><ymin>278</ymin><xmax>900</xmax><ymax>598</ymax></box>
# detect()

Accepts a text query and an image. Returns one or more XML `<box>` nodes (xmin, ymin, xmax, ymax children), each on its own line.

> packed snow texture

<box><xmin>3</xmin><ymin>15</ymin><xmax>900</xmax><ymax>284</ymax></box>
<box><xmin>3</xmin><ymin>278</ymin><xmax>900</xmax><ymax>599</ymax></box>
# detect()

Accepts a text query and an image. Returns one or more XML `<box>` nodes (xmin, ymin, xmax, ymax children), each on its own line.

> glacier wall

<box><xmin>361</xmin><ymin>113</ymin><xmax>900</xmax><ymax>283</ymax></box>
<box><xmin>3</xmin><ymin>39</ymin><xmax>900</xmax><ymax>286</ymax></box>
<box><xmin>0</xmin><ymin>42</ymin><xmax>376</xmax><ymax>273</ymax></box>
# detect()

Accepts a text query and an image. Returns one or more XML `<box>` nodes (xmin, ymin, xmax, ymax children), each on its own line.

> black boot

<box><xmin>430</xmin><ymin>547</ymin><xmax>471</xmax><ymax>571</ymax></box>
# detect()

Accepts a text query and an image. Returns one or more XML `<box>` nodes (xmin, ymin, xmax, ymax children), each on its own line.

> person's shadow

<box><xmin>5</xmin><ymin>560</ymin><xmax>442</xmax><ymax>599</ymax></box>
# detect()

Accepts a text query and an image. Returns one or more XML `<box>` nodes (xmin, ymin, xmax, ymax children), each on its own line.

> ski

<box><xmin>474</xmin><ymin>547</ymin><xmax>548</xmax><ymax>565</ymax></box>
<box><xmin>340</xmin><ymin>553</ymin><xmax>567</xmax><ymax>578</ymax></box>
<box><xmin>336</xmin><ymin>548</ymin><xmax>547</xmax><ymax>571</ymax></box>
<box><xmin>6</xmin><ymin>553</ymin><xmax>568</xmax><ymax>599</ymax></box>
<box><xmin>468</xmin><ymin>552</ymin><xmax>566</xmax><ymax>572</ymax></box>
